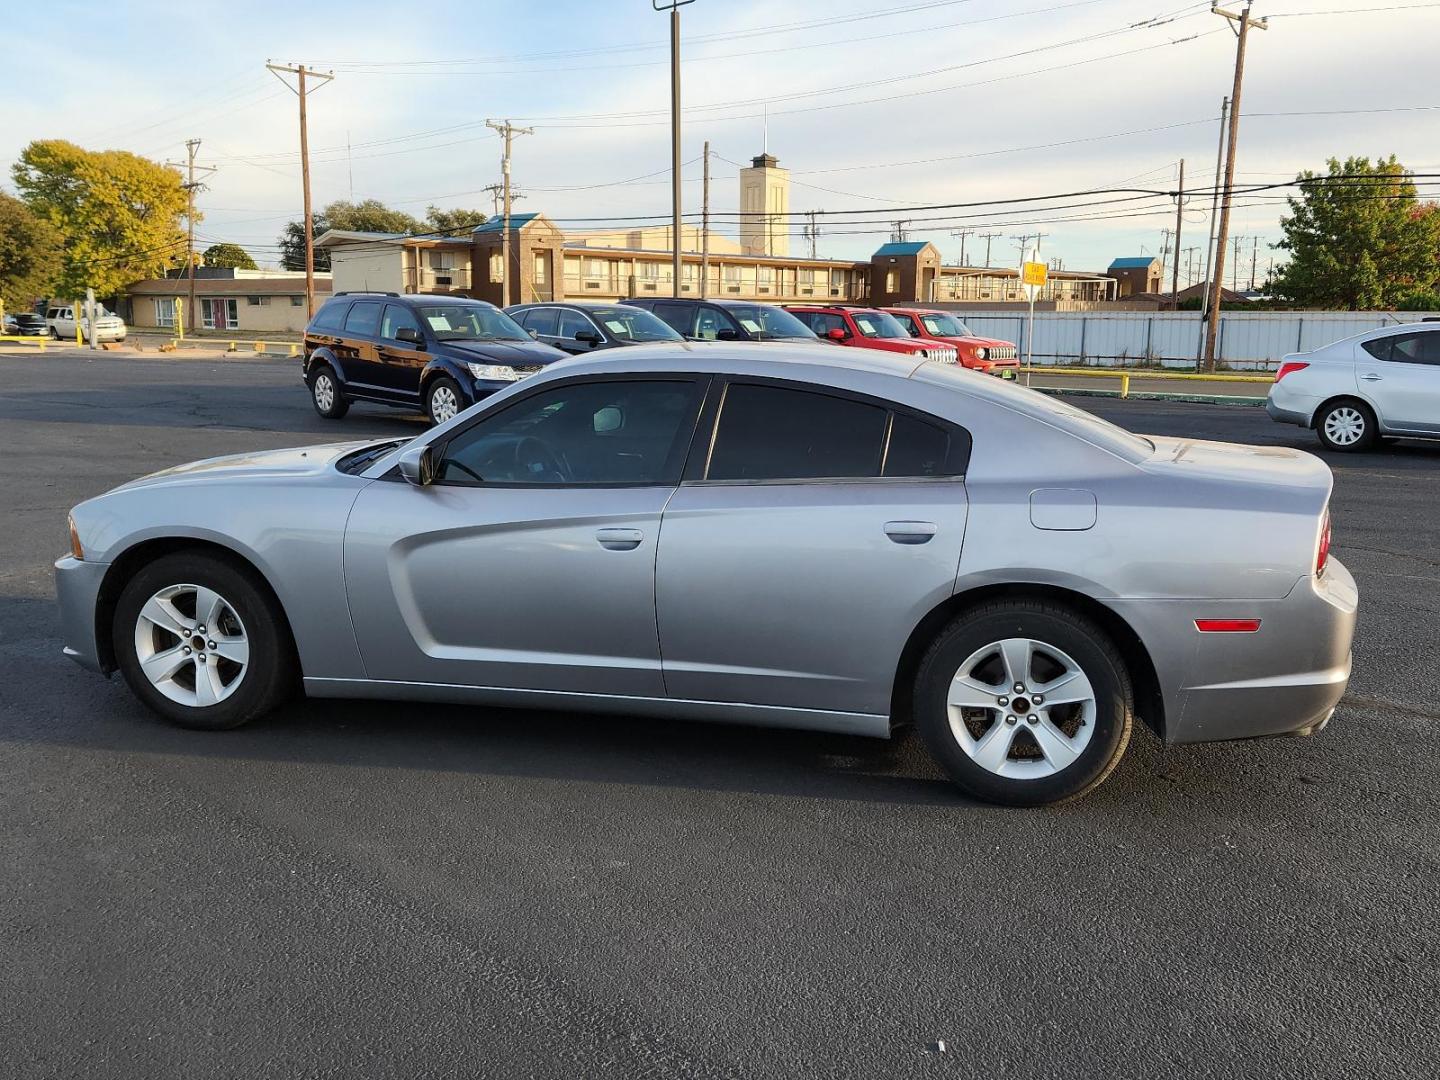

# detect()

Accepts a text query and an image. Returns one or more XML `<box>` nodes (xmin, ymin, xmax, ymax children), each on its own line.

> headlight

<box><xmin>466</xmin><ymin>362</ymin><xmax>519</xmax><ymax>381</ymax></box>
<box><xmin>976</xmin><ymin>347</ymin><xmax>989</xmax><ymax>361</ymax></box>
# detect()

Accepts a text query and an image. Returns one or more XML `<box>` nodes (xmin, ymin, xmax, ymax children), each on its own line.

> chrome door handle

<box><xmin>1359</xmin><ymin>373</ymin><xmax>1383</xmax><ymax>381</ymax></box>
<box><xmin>596</xmin><ymin>527</ymin><xmax>644</xmax><ymax>551</ymax></box>
<box><xmin>884</xmin><ymin>521</ymin><xmax>937</xmax><ymax>545</ymax></box>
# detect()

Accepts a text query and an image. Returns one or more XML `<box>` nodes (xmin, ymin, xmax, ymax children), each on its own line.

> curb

<box><xmin>1032</xmin><ymin>386</ymin><xmax>1268</xmax><ymax>407</ymax></box>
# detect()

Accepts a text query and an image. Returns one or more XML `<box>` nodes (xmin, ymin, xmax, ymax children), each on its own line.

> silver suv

<box><xmin>1266</xmin><ymin>322</ymin><xmax>1440</xmax><ymax>451</ymax></box>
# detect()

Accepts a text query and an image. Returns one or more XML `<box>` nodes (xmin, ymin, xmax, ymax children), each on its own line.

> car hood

<box><xmin>111</xmin><ymin>440</ymin><xmax>381</xmax><ymax>493</ymax></box>
<box><xmin>440</xmin><ymin>338</ymin><xmax>567</xmax><ymax>365</ymax></box>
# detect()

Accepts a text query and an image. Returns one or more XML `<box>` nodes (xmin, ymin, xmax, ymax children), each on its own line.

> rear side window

<box><xmin>706</xmin><ymin>383</ymin><xmax>888</xmax><ymax>480</ymax></box>
<box><xmin>343</xmin><ymin>301</ymin><xmax>383</xmax><ymax>336</ymax></box>
<box><xmin>526</xmin><ymin>308</ymin><xmax>559</xmax><ymax>336</ymax></box>
<box><xmin>884</xmin><ymin>413</ymin><xmax>954</xmax><ymax>477</ymax></box>
<box><xmin>1362</xmin><ymin>336</ymin><xmax>1392</xmax><ymax>361</ymax></box>
<box><xmin>650</xmin><ymin>302</ymin><xmax>692</xmax><ymax>335</ymax></box>
<box><xmin>311</xmin><ymin>301</ymin><xmax>348</xmax><ymax>332</ymax></box>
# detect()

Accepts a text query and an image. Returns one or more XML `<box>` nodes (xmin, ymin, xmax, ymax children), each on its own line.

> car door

<box><xmin>649</xmin><ymin>301</ymin><xmax>696</xmax><ymax>339</ymax></box>
<box><xmin>1356</xmin><ymin>330</ymin><xmax>1440</xmax><ymax>432</ymax></box>
<box><xmin>375</xmin><ymin>303</ymin><xmax>427</xmax><ymax>398</ymax></box>
<box><xmin>521</xmin><ymin>306</ymin><xmax>560</xmax><ymax>349</ymax></box>
<box><xmin>344</xmin><ymin>374</ymin><xmax>710</xmax><ymax>696</ymax></box>
<box><xmin>655</xmin><ymin>377</ymin><xmax>970</xmax><ymax>716</ymax></box>
<box><xmin>336</xmin><ymin>300</ymin><xmax>389</xmax><ymax>397</ymax></box>
<box><xmin>556</xmin><ymin>308</ymin><xmax>601</xmax><ymax>353</ymax></box>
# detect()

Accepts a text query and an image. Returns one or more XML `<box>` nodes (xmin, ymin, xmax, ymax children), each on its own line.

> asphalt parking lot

<box><xmin>2</xmin><ymin>349</ymin><xmax>1437</xmax><ymax>1079</ymax></box>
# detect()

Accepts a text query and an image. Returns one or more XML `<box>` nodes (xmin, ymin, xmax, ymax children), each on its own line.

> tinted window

<box><xmin>707</xmin><ymin>383</ymin><xmax>888</xmax><ymax>481</ymax></box>
<box><xmin>1385</xmin><ymin>331</ymin><xmax>1440</xmax><ymax>365</ymax></box>
<box><xmin>591</xmin><ymin>307</ymin><xmax>682</xmax><ymax>343</ymax></box>
<box><xmin>891</xmin><ymin>312</ymin><xmax>921</xmax><ymax>335</ymax></box>
<box><xmin>651</xmin><ymin>302</ymin><xmax>693</xmax><ymax>335</ymax></box>
<box><xmin>1362</xmin><ymin>336</ymin><xmax>1392</xmax><ymax>361</ymax></box>
<box><xmin>805</xmin><ymin>312</ymin><xmax>847</xmax><ymax>336</ymax></box>
<box><xmin>437</xmin><ymin>379</ymin><xmax>703</xmax><ymax>486</ymax></box>
<box><xmin>381</xmin><ymin>304</ymin><xmax>422</xmax><ymax>340</ymax></box>
<box><xmin>725</xmin><ymin>305</ymin><xmax>816</xmax><ymax>340</ymax></box>
<box><xmin>343</xmin><ymin>301</ymin><xmax>383</xmax><ymax>337</ymax></box>
<box><xmin>310</xmin><ymin>301</ymin><xmax>348</xmax><ymax>332</ymax></box>
<box><xmin>525</xmin><ymin>308</ymin><xmax>559</xmax><ymax>336</ymax></box>
<box><xmin>884</xmin><ymin>413</ymin><xmax>956</xmax><ymax>477</ymax></box>
<box><xmin>695</xmin><ymin>307</ymin><xmax>740</xmax><ymax>341</ymax></box>
<box><xmin>557</xmin><ymin>309</ymin><xmax>592</xmax><ymax>340</ymax></box>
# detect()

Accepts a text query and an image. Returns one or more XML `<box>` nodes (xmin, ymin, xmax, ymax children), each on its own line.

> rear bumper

<box><xmin>1265</xmin><ymin>396</ymin><xmax>1310</xmax><ymax>427</ymax></box>
<box><xmin>1265</xmin><ymin>381</ymin><xmax>1318</xmax><ymax>428</ymax></box>
<box><xmin>54</xmin><ymin>555</ymin><xmax>110</xmax><ymax>675</ymax></box>
<box><xmin>1108</xmin><ymin>556</ymin><xmax>1358</xmax><ymax>745</ymax></box>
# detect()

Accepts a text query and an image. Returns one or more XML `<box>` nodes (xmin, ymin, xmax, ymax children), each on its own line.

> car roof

<box><xmin>328</xmin><ymin>292</ymin><xmax>498</xmax><ymax>309</ymax></box>
<box><xmin>510</xmin><ymin>301</ymin><xmax>635</xmax><ymax>310</ymax></box>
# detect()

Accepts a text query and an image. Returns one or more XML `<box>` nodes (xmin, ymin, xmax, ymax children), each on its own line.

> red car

<box><xmin>883</xmin><ymin>307</ymin><xmax>1019</xmax><ymax>377</ymax></box>
<box><xmin>783</xmin><ymin>305</ymin><xmax>957</xmax><ymax>365</ymax></box>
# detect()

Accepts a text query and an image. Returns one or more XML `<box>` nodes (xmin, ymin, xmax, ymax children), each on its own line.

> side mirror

<box><xmin>716</xmin><ymin>328</ymin><xmax>739</xmax><ymax>341</ymax></box>
<box><xmin>395</xmin><ymin>326</ymin><xmax>423</xmax><ymax>345</ymax></box>
<box><xmin>528</xmin><ymin>329</ymin><xmax>540</xmax><ymax>339</ymax></box>
<box><xmin>398</xmin><ymin>443</ymin><xmax>438</xmax><ymax>487</ymax></box>
<box><xmin>907</xmin><ymin>327</ymin><xmax>921</xmax><ymax>337</ymax></box>
<box><xmin>575</xmin><ymin>329</ymin><xmax>602</xmax><ymax>347</ymax></box>
<box><xmin>826</xmin><ymin>327</ymin><xmax>848</xmax><ymax>342</ymax></box>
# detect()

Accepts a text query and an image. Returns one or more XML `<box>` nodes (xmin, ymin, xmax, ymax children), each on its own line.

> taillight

<box><xmin>1316</xmin><ymin>510</ymin><xmax>1332</xmax><ymax>577</ymax></box>
<box><xmin>1275</xmin><ymin>361</ymin><xmax>1310</xmax><ymax>382</ymax></box>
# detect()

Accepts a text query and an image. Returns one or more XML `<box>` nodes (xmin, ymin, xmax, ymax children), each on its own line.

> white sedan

<box><xmin>1267</xmin><ymin>322</ymin><xmax>1440</xmax><ymax>450</ymax></box>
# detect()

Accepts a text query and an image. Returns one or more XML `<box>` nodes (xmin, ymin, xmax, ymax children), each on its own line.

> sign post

<box><xmin>1019</xmin><ymin>249</ymin><xmax>1048</xmax><ymax>386</ymax></box>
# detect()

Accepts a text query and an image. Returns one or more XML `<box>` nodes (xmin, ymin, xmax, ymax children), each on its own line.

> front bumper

<box><xmin>1109</xmin><ymin>556</ymin><xmax>1358</xmax><ymax>745</ymax></box>
<box><xmin>54</xmin><ymin>555</ymin><xmax>111</xmax><ymax>675</ymax></box>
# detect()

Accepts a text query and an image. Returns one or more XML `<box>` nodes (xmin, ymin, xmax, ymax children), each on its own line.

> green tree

<box><xmin>1273</xmin><ymin>156</ymin><xmax>1440</xmax><ymax>310</ymax></box>
<box><xmin>0</xmin><ymin>193</ymin><xmax>63</xmax><ymax>308</ymax></box>
<box><xmin>11</xmin><ymin>140</ymin><xmax>189</xmax><ymax>297</ymax></box>
<box><xmin>277</xmin><ymin>199</ymin><xmax>424</xmax><ymax>271</ymax></box>
<box><xmin>424</xmin><ymin>205</ymin><xmax>489</xmax><ymax>235</ymax></box>
<box><xmin>202</xmin><ymin>242</ymin><xmax>257</xmax><ymax>270</ymax></box>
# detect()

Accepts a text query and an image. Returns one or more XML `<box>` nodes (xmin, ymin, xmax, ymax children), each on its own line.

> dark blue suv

<box><xmin>302</xmin><ymin>292</ymin><xmax>567</xmax><ymax>425</ymax></box>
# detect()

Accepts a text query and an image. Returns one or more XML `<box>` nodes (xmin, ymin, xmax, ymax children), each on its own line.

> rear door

<box><xmin>655</xmin><ymin>377</ymin><xmax>970</xmax><ymax>716</ymax></box>
<box><xmin>336</xmin><ymin>301</ymin><xmax>389</xmax><ymax>398</ymax></box>
<box><xmin>650</xmin><ymin>301</ymin><xmax>697</xmax><ymax>339</ymax></box>
<box><xmin>1357</xmin><ymin>330</ymin><xmax>1440</xmax><ymax>432</ymax></box>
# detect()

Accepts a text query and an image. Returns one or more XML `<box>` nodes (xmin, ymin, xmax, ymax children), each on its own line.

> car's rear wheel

<box><xmin>1315</xmin><ymin>399</ymin><xmax>1376</xmax><ymax>452</ymax></box>
<box><xmin>113</xmin><ymin>552</ymin><xmax>295</xmax><ymax>730</ymax></box>
<box><xmin>914</xmin><ymin>600</ymin><xmax>1133</xmax><ymax>806</ymax></box>
<box><xmin>425</xmin><ymin>376</ymin><xmax>464</xmax><ymax>425</ymax></box>
<box><xmin>309</xmin><ymin>365</ymin><xmax>349</xmax><ymax>419</ymax></box>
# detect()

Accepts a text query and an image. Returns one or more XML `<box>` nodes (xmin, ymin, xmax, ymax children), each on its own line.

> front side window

<box><xmin>343</xmin><ymin>301</ymin><xmax>383</xmax><ymax>337</ymax></box>
<box><xmin>436</xmin><ymin>379</ymin><xmax>704</xmax><ymax>486</ymax></box>
<box><xmin>706</xmin><ymin>383</ymin><xmax>888</xmax><ymax>481</ymax></box>
<box><xmin>851</xmin><ymin>311</ymin><xmax>908</xmax><ymax>339</ymax></box>
<box><xmin>381</xmin><ymin>304</ymin><xmax>422</xmax><ymax>341</ymax></box>
<box><xmin>695</xmin><ymin>307</ymin><xmax>740</xmax><ymax>341</ymax></box>
<box><xmin>418</xmin><ymin>302</ymin><xmax>528</xmax><ymax>342</ymax></box>
<box><xmin>1382</xmin><ymin>331</ymin><xmax>1440</xmax><ymax>366</ymax></box>
<box><xmin>557</xmin><ymin>309</ymin><xmax>593</xmax><ymax>340</ymax></box>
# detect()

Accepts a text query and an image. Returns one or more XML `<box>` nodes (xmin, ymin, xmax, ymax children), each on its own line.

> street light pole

<box><xmin>656</xmin><ymin>0</ymin><xmax>695</xmax><ymax>298</ymax></box>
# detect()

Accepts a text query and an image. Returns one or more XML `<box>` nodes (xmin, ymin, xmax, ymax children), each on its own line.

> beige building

<box><xmin>125</xmin><ymin>270</ymin><xmax>332</xmax><ymax>333</ymax></box>
<box><xmin>739</xmin><ymin>152</ymin><xmax>789</xmax><ymax>258</ymax></box>
<box><xmin>567</xmin><ymin>223</ymin><xmax>740</xmax><ymax>256</ymax></box>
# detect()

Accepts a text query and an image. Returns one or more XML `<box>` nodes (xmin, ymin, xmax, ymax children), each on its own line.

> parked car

<box><xmin>506</xmin><ymin>301</ymin><xmax>683</xmax><ymax>354</ymax></box>
<box><xmin>784</xmin><ymin>304</ymin><xmax>956</xmax><ymax>364</ymax></box>
<box><xmin>45</xmin><ymin>302</ymin><xmax>127</xmax><ymax>342</ymax></box>
<box><xmin>4</xmin><ymin>312</ymin><xmax>47</xmax><ymax>337</ymax></box>
<box><xmin>883</xmin><ymin>307</ymin><xmax>1019</xmax><ymax>377</ymax></box>
<box><xmin>302</xmin><ymin>291</ymin><xmax>567</xmax><ymax>425</ymax></box>
<box><xmin>1266</xmin><ymin>322</ymin><xmax>1440</xmax><ymax>451</ymax></box>
<box><xmin>55</xmin><ymin>342</ymin><xmax>1356</xmax><ymax>806</ymax></box>
<box><xmin>622</xmin><ymin>298</ymin><xmax>818</xmax><ymax>342</ymax></box>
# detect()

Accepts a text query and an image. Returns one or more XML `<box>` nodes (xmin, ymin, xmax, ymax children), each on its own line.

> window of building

<box><xmin>342</xmin><ymin>301</ymin><xmax>383</xmax><ymax>337</ymax></box>
<box><xmin>586</xmin><ymin>258</ymin><xmax>609</xmax><ymax>279</ymax></box>
<box><xmin>640</xmin><ymin>261</ymin><xmax>660</xmax><ymax>281</ymax></box>
<box><xmin>154</xmin><ymin>298</ymin><xmax>176</xmax><ymax>327</ymax></box>
<box><xmin>291</xmin><ymin>296</ymin><xmax>305</xmax><ymax>307</ymax></box>
<box><xmin>430</xmin><ymin>250</ymin><xmax>454</xmax><ymax>270</ymax></box>
<box><xmin>436</xmin><ymin>379</ymin><xmax>705</xmax><ymax>486</ymax></box>
<box><xmin>885</xmin><ymin>269</ymin><xmax>898</xmax><ymax>294</ymax></box>
<box><xmin>489</xmin><ymin>253</ymin><xmax>504</xmax><ymax>283</ymax></box>
<box><xmin>201</xmin><ymin>298</ymin><xmax>238</xmax><ymax>330</ymax></box>
<box><xmin>533</xmin><ymin>252</ymin><xmax>548</xmax><ymax>285</ymax></box>
<box><xmin>246</xmin><ymin>296</ymin><xmax>269</xmax><ymax>307</ymax></box>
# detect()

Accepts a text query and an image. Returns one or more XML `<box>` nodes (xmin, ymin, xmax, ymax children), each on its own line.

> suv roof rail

<box><xmin>334</xmin><ymin>290</ymin><xmax>400</xmax><ymax>297</ymax></box>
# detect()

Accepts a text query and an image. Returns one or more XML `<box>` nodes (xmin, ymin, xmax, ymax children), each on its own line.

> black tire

<box><xmin>112</xmin><ymin>552</ymin><xmax>297</xmax><ymax>731</ymax></box>
<box><xmin>1314</xmin><ymin>398</ymin><xmax>1377</xmax><ymax>452</ymax></box>
<box><xmin>309</xmin><ymin>363</ymin><xmax>349</xmax><ymax>419</ymax></box>
<box><xmin>425</xmin><ymin>375</ymin><xmax>465</xmax><ymax>426</ymax></box>
<box><xmin>913</xmin><ymin>600</ymin><xmax>1133</xmax><ymax>806</ymax></box>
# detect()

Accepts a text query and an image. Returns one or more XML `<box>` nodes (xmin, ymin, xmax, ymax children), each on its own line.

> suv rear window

<box><xmin>310</xmin><ymin>301</ymin><xmax>348</xmax><ymax>332</ymax></box>
<box><xmin>343</xmin><ymin>302</ymin><xmax>383</xmax><ymax>336</ymax></box>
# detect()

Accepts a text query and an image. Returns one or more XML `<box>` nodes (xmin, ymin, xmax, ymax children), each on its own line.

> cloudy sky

<box><xmin>6</xmin><ymin>0</ymin><xmax>1439</xmax><ymax>280</ymax></box>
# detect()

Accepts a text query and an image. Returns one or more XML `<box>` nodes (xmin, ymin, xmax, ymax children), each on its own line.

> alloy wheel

<box><xmin>945</xmin><ymin>637</ymin><xmax>1096</xmax><ymax>778</ymax></box>
<box><xmin>313</xmin><ymin>373</ymin><xmax>335</xmax><ymax>412</ymax></box>
<box><xmin>132</xmin><ymin>583</ymin><xmax>250</xmax><ymax>707</ymax></box>
<box><xmin>1323</xmin><ymin>406</ymin><xmax>1366</xmax><ymax>447</ymax></box>
<box><xmin>430</xmin><ymin>385</ymin><xmax>459</xmax><ymax>423</ymax></box>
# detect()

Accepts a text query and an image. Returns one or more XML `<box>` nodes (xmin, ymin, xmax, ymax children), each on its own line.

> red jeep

<box><xmin>782</xmin><ymin>305</ymin><xmax>956</xmax><ymax>364</ymax></box>
<box><xmin>883</xmin><ymin>307</ymin><xmax>1019</xmax><ymax>377</ymax></box>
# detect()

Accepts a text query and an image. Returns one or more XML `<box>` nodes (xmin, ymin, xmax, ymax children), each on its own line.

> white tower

<box><xmin>739</xmin><ymin>153</ymin><xmax>789</xmax><ymax>258</ymax></box>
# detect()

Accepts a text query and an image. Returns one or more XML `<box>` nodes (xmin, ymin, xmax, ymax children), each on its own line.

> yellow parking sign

<box><xmin>1021</xmin><ymin>261</ymin><xmax>1049</xmax><ymax>287</ymax></box>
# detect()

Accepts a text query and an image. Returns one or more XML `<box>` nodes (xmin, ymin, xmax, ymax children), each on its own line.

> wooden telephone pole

<box><xmin>165</xmin><ymin>139</ymin><xmax>215</xmax><ymax>331</ymax></box>
<box><xmin>1170</xmin><ymin>159</ymin><xmax>1185</xmax><ymax>309</ymax></box>
<box><xmin>701</xmin><ymin>141</ymin><xmax>711</xmax><ymax>297</ymax></box>
<box><xmin>485</xmin><ymin>120</ymin><xmax>534</xmax><ymax>307</ymax></box>
<box><xmin>267</xmin><ymin>62</ymin><xmax>335</xmax><ymax>319</ymax></box>
<box><xmin>1203</xmin><ymin>4</ymin><xmax>1267</xmax><ymax>370</ymax></box>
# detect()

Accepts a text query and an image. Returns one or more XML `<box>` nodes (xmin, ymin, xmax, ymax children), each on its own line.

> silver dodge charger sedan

<box><xmin>56</xmin><ymin>343</ymin><xmax>1357</xmax><ymax>805</ymax></box>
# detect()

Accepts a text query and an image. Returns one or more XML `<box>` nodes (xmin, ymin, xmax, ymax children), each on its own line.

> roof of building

<box><xmin>873</xmin><ymin>241</ymin><xmax>933</xmax><ymax>257</ymax></box>
<box><xmin>473</xmin><ymin>213</ymin><xmax>540</xmax><ymax>234</ymax></box>
<box><xmin>1109</xmin><ymin>256</ymin><xmax>1161</xmax><ymax>269</ymax></box>
<box><xmin>127</xmin><ymin>277</ymin><xmax>333</xmax><ymax>296</ymax></box>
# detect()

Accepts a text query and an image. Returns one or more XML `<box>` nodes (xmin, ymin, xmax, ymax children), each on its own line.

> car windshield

<box><xmin>920</xmin><ymin>313</ymin><xmax>972</xmax><ymax>337</ymax></box>
<box><xmin>726</xmin><ymin>306</ymin><xmax>816</xmax><ymax>340</ymax></box>
<box><xmin>419</xmin><ymin>303</ymin><xmax>529</xmax><ymax>342</ymax></box>
<box><xmin>851</xmin><ymin>311</ymin><xmax>909</xmax><ymax>339</ymax></box>
<box><xmin>588</xmin><ymin>307</ymin><xmax>683</xmax><ymax>343</ymax></box>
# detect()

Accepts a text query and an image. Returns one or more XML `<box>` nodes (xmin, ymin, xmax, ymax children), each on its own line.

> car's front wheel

<box><xmin>914</xmin><ymin>600</ymin><xmax>1133</xmax><ymax>806</ymax></box>
<box><xmin>113</xmin><ymin>552</ymin><xmax>296</xmax><ymax>730</ymax></box>
<box><xmin>1315</xmin><ymin>399</ymin><xmax>1377</xmax><ymax>452</ymax></box>
<box><xmin>425</xmin><ymin>376</ymin><xmax>464</xmax><ymax>425</ymax></box>
<box><xmin>309</xmin><ymin>365</ymin><xmax>349</xmax><ymax>419</ymax></box>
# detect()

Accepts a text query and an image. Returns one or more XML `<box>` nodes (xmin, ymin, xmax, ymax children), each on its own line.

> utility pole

<box><xmin>267</xmin><ymin>62</ymin><xmax>335</xmax><ymax>318</ymax></box>
<box><xmin>485</xmin><ymin>119</ymin><xmax>534</xmax><ymax>307</ymax></box>
<box><xmin>1185</xmin><ymin>246</ymin><xmax>1200</xmax><ymax>289</ymax></box>
<box><xmin>1159</xmin><ymin>227</ymin><xmax>1173</xmax><ymax>300</ymax></box>
<box><xmin>655</xmin><ymin>0</ymin><xmax>695</xmax><ymax>298</ymax></box>
<box><xmin>891</xmin><ymin>220</ymin><xmax>912</xmax><ymax>243</ymax></box>
<box><xmin>802</xmin><ymin>210</ymin><xmax>819</xmax><ymax>261</ymax></box>
<box><xmin>1231</xmin><ymin>235</ymin><xmax>1247</xmax><ymax>292</ymax></box>
<box><xmin>481</xmin><ymin>183</ymin><xmax>524</xmax><ymax>221</ymax></box>
<box><xmin>980</xmin><ymin>232</ymin><xmax>1002</xmax><ymax>268</ymax></box>
<box><xmin>950</xmin><ymin>228</ymin><xmax>974</xmax><ymax>266</ymax></box>
<box><xmin>1249</xmin><ymin>235</ymin><xmax>1260</xmax><ymax>291</ymax></box>
<box><xmin>165</xmin><ymin>138</ymin><xmax>216</xmax><ymax>333</ymax></box>
<box><xmin>1204</xmin><ymin>4</ymin><xmax>1267</xmax><ymax>370</ymax></box>
<box><xmin>701</xmin><ymin>140</ymin><xmax>711</xmax><ymax>297</ymax></box>
<box><xmin>1198</xmin><ymin>96</ymin><xmax>1229</xmax><ymax>353</ymax></box>
<box><xmin>1171</xmin><ymin>159</ymin><xmax>1185</xmax><ymax>309</ymax></box>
